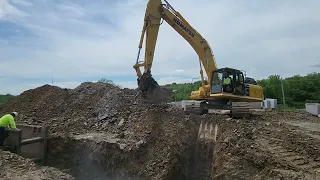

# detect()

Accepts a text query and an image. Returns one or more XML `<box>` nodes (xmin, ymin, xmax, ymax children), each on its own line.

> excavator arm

<box><xmin>133</xmin><ymin>0</ymin><xmax>218</xmax><ymax>96</ymax></box>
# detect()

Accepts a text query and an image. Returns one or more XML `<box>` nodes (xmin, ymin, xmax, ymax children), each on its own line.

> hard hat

<box><xmin>11</xmin><ymin>112</ymin><xmax>18</xmax><ymax>117</ymax></box>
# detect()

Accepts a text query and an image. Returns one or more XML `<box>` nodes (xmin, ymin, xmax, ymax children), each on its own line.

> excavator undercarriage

<box><xmin>184</xmin><ymin>100</ymin><xmax>251</xmax><ymax>118</ymax></box>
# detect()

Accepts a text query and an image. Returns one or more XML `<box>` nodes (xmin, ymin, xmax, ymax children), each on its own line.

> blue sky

<box><xmin>0</xmin><ymin>0</ymin><xmax>319</xmax><ymax>95</ymax></box>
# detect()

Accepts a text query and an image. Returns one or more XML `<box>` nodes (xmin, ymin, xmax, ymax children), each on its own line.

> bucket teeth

<box><xmin>198</xmin><ymin>121</ymin><xmax>218</xmax><ymax>142</ymax></box>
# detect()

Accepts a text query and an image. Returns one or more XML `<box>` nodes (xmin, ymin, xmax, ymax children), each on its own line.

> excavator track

<box><xmin>231</xmin><ymin>102</ymin><xmax>250</xmax><ymax>118</ymax></box>
<box><xmin>184</xmin><ymin>100</ymin><xmax>251</xmax><ymax>118</ymax></box>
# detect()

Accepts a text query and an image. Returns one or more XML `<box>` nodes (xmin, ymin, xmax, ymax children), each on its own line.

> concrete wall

<box><xmin>306</xmin><ymin>103</ymin><xmax>320</xmax><ymax>117</ymax></box>
<box><xmin>168</xmin><ymin>101</ymin><xmax>183</xmax><ymax>109</ymax></box>
<box><xmin>17</xmin><ymin>124</ymin><xmax>48</xmax><ymax>160</ymax></box>
<box><xmin>4</xmin><ymin>124</ymin><xmax>48</xmax><ymax>164</ymax></box>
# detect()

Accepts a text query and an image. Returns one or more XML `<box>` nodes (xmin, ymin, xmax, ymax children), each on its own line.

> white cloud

<box><xmin>0</xmin><ymin>0</ymin><xmax>319</xmax><ymax>94</ymax></box>
<box><xmin>0</xmin><ymin>0</ymin><xmax>28</xmax><ymax>19</ymax></box>
<box><xmin>156</xmin><ymin>76</ymin><xmax>192</xmax><ymax>85</ymax></box>
<box><xmin>173</xmin><ymin>69</ymin><xmax>184</xmax><ymax>73</ymax></box>
<box><xmin>11</xmin><ymin>0</ymin><xmax>33</xmax><ymax>7</ymax></box>
<box><xmin>310</xmin><ymin>62</ymin><xmax>320</xmax><ymax>68</ymax></box>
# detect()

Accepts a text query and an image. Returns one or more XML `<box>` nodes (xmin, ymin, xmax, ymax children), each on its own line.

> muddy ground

<box><xmin>0</xmin><ymin>83</ymin><xmax>320</xmax><ymax>179</ymax></box>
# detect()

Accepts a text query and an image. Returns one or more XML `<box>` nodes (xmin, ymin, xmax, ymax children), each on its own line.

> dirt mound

<box><xmin>0</xmin><ymin>150</ymin><xmax>74</xmax><ymax>180</ymax></box>
<box><xmin>1</xmin><ymin>82</ymin><xmax>174</xmax><ymax>135</ymax></box>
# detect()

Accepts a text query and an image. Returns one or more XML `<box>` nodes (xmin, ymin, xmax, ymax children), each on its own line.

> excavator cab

<box><xmin>209</xmin><ymin>67</ymin><xmax>263</xmax><ymax>103</ymax></box>
<box><xmin>210</xmin><ymin>67</ymin><xmax>245</xmax><ymax>96</ymax></box>
<box><xmin>208</xmin><ymin>67</ymin><xmax>255</xmax><ymax>118</ymax></box>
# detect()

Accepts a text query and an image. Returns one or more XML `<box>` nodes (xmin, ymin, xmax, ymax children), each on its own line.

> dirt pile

<box><xmin>0</xmin><ymin>149</ymin><xmax>74</xmax><ymax>180</ymax></box>
<box><xmin>1</xmin><ymin>82</ymin><xmax>176</xmax><ymax>135</ymax></box>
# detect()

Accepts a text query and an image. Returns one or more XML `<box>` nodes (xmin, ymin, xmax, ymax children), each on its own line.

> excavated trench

<box><xmin>44</xmin><ymin>130</ymin><xmax>215</xmax><ymax>180</ymax></box>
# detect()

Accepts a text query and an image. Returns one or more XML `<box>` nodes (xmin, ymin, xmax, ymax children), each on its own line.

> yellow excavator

<box><xmin>133</xmin><ymin>0</ymin><xmax>264</xmax><ymax>117</ymax></box>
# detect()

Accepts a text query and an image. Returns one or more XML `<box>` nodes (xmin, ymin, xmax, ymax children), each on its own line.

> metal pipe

<box><xmin>281</xmin><ymin>78</ymin><xmax>286</xmax><ymax>106</ymax></box>
<box><xmin>136</xmin><ymin>48</ymin><xmax>141</xmax><ymax>64</ymax></box>
<box><xmin>163</xmin><ymin>0</ymin><xmax>176</xmax><ymax>12</ymax></box>
<box><xmin>21</xmin><ymin>137</ymin><xmax>44</xmax><ymax>146</ymax></box>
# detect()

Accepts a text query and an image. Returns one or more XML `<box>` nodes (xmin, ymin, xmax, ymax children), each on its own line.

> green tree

<box><xmin>98</xmin><ymin>78</ymin><xmax>115</xmax><ymax>85</ymax></box>
<box><xmin>162</xmin><ymin>80</ymin><xmax>202</xmax><ymax>101</ymax></box>
<box><xmin>0</xmin><ymin>94</ymin><xmax>16</xmax><ymax>105</ymax></box>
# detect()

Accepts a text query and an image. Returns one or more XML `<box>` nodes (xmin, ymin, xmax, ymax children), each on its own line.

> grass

<box><xmin>277</xmin><ymin>104</ymin><xmax>298</xmax><ymax>111</ymax></box>
<box><xmin>0</xmin><ymin>94</ymin><xmax>16</xmax><ymax>105</ymax></box>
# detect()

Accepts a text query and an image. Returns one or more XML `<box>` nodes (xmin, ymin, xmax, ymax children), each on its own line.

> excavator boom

<box><xmin>133</xmin><ymin>0</ymin><xmax>217</xmax><ymax>97</ymax></box>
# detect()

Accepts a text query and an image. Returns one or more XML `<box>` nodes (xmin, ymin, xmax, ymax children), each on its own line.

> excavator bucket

<box><xmin>138</xmin><ymin>70</ymin><xmax>173</xmax><ymax>102</ymax></box>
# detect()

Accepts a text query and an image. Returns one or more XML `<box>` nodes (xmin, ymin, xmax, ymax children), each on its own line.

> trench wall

<box><xmin>45</xmin><ymin>131</ymin><xmax>212</xmax><ymax>180</ymax></box>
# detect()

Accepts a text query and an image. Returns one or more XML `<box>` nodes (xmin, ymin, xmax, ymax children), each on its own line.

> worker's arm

<box><xmin>133</xmin><ymin>0</ymin><xmax>218</xmax><ymax>89</ymax></box>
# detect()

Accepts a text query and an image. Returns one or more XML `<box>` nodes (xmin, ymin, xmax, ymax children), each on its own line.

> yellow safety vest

<box><xmin>223</xmin><ymin>78</ymin><xmax>231</xmax><ymax>85</ymax></box>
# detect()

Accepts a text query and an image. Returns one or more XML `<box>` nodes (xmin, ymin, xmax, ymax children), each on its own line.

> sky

<box><xmin>0</xmin><ymin>0</ymin><xmax>319</xmax><ymax>95</ymax></box>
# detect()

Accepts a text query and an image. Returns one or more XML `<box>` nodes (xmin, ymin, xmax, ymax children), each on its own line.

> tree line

<box><xmin>0</xmin><ymin>94</ymin><xmax>16</xmax><ymax>105</ymax></box>
<box><xmin>164</xmin><ymin>72</ymin><xmax>320</xmax><ymax>108</ymax></box>
<box><xmin>1</xmin><ymin>73</ymin><xmax>319</xmax><ymax>108</ymax></box>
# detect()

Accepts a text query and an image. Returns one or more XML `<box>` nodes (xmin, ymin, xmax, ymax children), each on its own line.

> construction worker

<box><xmin>223</xmin><ymin>74</ymin><xmax>232</xmax><ymax>93</ymax></box>
<box><xmin>223</xmin><ymin>76</ymin><xmax>231</xmax><ymax>85</ymax></box>
<box><xmin>0</xmin><ymin>112</ymin><xmax>18</xmax><ymax>146</ymax></box>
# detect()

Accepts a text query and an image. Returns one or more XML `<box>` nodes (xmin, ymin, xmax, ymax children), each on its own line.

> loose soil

<box><xmin>0</xmin><ymin>83</ymin><xmax>320</xmax><ymax>179</ymax></box>
<box><xmin>212</xmin><ymin>111</ymin><xmax>320</xmax><ymax>179</ymax></box>
<box><xmin>0</xmin><ymin>149</ymin><xmax>74</xmax><ymax>180</ymax></box>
